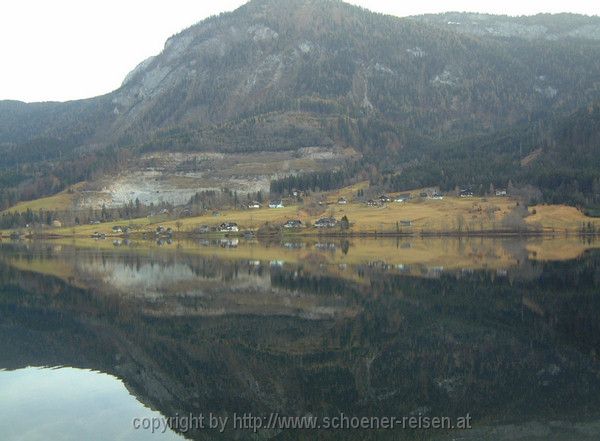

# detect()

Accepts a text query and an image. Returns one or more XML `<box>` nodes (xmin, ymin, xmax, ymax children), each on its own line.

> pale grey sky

<box><xmin>0</xmin><ymin>0</ymin><xmax>598</xmax><ymax>103</ymax></box>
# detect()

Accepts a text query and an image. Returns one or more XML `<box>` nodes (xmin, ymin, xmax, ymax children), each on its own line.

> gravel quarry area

<box><xmin>76</xmin><ymin>147</ymin><xmax>360</xmax><ymax>208</ymax></box>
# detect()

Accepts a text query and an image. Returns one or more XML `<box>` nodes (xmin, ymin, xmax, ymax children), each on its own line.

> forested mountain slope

<box><xmin>385</xmin><ymin>103</ymin><xmax>600</xmax><ymax>206</ymax></box>
<box><xmin>1</xmin><ymin>0</ymin><xmax>600</xmax><ymax>208</ymax></box>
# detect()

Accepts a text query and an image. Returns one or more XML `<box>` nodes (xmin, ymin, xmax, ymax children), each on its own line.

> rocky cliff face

<box><xmin>106</xmin><ymin>1</ymin><xmax>600</xmax><ymax>149</ymax></box>
<box><xmin>1</xmin><ymin>0</ymin><xmax>600</xmax><ymax>209</ymax></box>
<box><xmin>4</xmin><ymin>0</ymin><xmax>600</xmax><ymax>155</ymax></box>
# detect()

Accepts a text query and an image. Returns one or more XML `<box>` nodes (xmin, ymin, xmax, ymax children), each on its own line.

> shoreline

<box><xmin>6</xmin><ymin>229</ymin><xmax>600</xmax><ymax>241</ymax></box>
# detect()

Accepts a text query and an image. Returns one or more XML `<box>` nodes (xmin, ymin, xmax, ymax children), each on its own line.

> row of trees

<box><xmin>270</xmin><ymin>163</ymin><xmax>361</xmax><ymax>195</ymax></box>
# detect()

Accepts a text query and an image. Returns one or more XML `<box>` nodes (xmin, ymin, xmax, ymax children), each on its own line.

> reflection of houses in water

<box><xmin>4</xmin><ymin>246</ymin><xmax>600</xmax><ymax>441</ymax></box>
<box><xmin>418</xmin><ymin>266</ymin><xmax>445</xmax><ymax>278</ymax></box>
<box><xmin>315</xmin><ymin>242</ymin><xmax>336</xmax><ymax>251</ymax></box>
<box><xmin>112</xmin><ymin>239</ymin><xmax>131</xmax><ymax>247</ymax></box>
<box><xmin>220</xmin><ymin>238</ymin><xmax>239</xmax><ymax>248</ymax></box>
<box><xmin>395</xmin><ymin>264</ymin><xmax>408</xmax><ymax>272</ymax></box>
<box><xmin>270</xmin><ymin>260</ymin><xmax>285</xmax><ymax>267</ymax></box>
<box><xmin>368</xmin><ymin>260</ymin><xmax>393</xmax><ymax>270</ymax></box>
<box><xmin>283</xmin><ymin>242</ymin><xmax>305</xmax><ymax>249</ymax></box>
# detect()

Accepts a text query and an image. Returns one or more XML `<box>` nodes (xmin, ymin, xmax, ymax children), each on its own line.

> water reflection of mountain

<box><xmin>1</xmin><ymin>242</ymin><xmax>600</xmax><ymax>440</ymax></box>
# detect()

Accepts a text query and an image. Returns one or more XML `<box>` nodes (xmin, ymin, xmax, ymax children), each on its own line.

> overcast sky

<box><xmin>0</xmin><ymin>0</ymin><xmax>598</xmax><ymax>103</ymax></box>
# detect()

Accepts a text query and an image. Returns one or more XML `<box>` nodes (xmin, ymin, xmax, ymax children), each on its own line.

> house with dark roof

<box><xmin>219</xmin><ymin>222</ymin><xmax>239</xmax><ymax>232</ymax></box>
<box><xmin>283</xmin><ymin>220</ymin><xmax>303</xmax><ymax>229</ymax></box>
<box><xmin>315</xmin><ymin>217</ymin><xmax>337</xmax><ymax>228</ymax></box>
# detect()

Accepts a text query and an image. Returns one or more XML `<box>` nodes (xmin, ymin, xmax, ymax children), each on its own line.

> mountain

<box><xmin>414</xmin><ymin>12</ymin><xmax>600</xmax><ymax>40</ymax></box>
<box><xmin>1</xmin><ymin>0</ymin><xmax>600</xmax><ymax>209</ymax></box>
<box><xmin>386</xmin><ymin>102</ymin><xmax>600</xmax><ymax>206</ymax></box>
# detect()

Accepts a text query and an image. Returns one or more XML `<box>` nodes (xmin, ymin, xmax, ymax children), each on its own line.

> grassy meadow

<box><xmin>2</xmin><ymin>181</ymin><xmax>600</xmax><ymax>237</ymax></box>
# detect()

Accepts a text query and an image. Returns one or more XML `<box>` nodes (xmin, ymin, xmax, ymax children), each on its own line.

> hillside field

<box><xmin>4</xmin><ymin>179</ymin><xmax>600</xmax><ymax>238</ymax></box>
<box><xmin>39</xmin><ymin>196</ymin><xmax>600</xmax><ymax>237</ymax></box>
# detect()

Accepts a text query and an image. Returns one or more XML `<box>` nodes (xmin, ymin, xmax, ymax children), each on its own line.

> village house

<box><xmin>367</xmin><ymin>199</ymin><xmax>380</xmax><ymax>207</ymax></box>
<box><xmin>459</xmin><ymin>189</ymin><xmax>474</xmax><ymax>198</ymax></box>
<box><xmin>247</xmin><ymin>201</ymin><xmax>261</xmax><ymax>209</ymax></box>
<box><xmin>219</xmin><ymin>222</ymin><xmax>239</xmax><ymax>232</ymax></box>
<box><xmin>337</xmin><ymin>197</ymin><xmax>348</xmax><ymax>205</ymax></box>
<box><xmin>379</xmin><ymin>194</ymin><xmax>392</xmax><ymax>203</ymax></box>
<box><xmin>269</xmin><ymin>200</ymin><xmax>284</xmax><ymax>208</ymax></box>
<box><xmin>430</xmin><ymin>192</ymin><xmax>444</xmax><ymax>200</ymax></box>
<box><xmin>400</xmin><ymin>220</ymin><xmax>413</xmax><ymax>227</ymax></box>
<box><xmin>283</xmin><ymin>220</ymin><xmax>303</xmax><ymax>229</ymax></box>
<box><xmin>495</xmin><ymin>189</ymin><xmax>508</xmax><ymax>197</ymax></box>
<box><xmin>315</xmin><ymin>217</ymin><xmax>337</xmax><ymax>228</ymax></box>
<box><xmin>112</xmin><ymin>226</ymin><xmax>123</xmax><ymax>233</ymax></box>
<box><xmin>395</xmin><ymin>194</ymin><xmax>411</xmax><ymax>203</ymax></box>
<box><xmin>154</xmin><ymin>226</ymin><xmax>173</xmax><ymax>237</ymax></box>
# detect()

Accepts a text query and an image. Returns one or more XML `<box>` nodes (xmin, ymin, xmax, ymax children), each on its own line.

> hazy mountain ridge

<box><xmin>414</xmin><ymin>12</ymin><xmax>600</xmax><ymax>40</ymax></box>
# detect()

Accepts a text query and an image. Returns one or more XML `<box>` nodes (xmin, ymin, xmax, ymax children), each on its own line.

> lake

<box><xmin>0</xmin><ymin>236</ymin><xmax>599</xmax><ymax>440</ymax></box>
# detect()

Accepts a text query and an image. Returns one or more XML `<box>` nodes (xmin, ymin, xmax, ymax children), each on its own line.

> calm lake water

<box><xmin>1</xmin><ymin>237</ymin><xmax>599</xmax><ymax>440</ymax></box>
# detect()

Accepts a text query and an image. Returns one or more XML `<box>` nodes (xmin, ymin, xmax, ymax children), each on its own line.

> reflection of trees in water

<box><xmin>271</xmin><ymin>268</ymin><xmax>359</xmax><ymax>297</ymax></box>
<box><xmin>2</xmin><ymin>248</ymin><xmax>600</xmax><ymax>440</ymax></box>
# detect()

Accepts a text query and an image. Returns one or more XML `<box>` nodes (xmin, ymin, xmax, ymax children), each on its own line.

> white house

<box><xmin>219</xmin><ymin>222</ymin><xmax>239</xmax><ymax>232</ymax></box>
<box><xmin>283</xmin><ymin>220</ymin><xmax>303</xmax><ymax>229</ymax></box>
